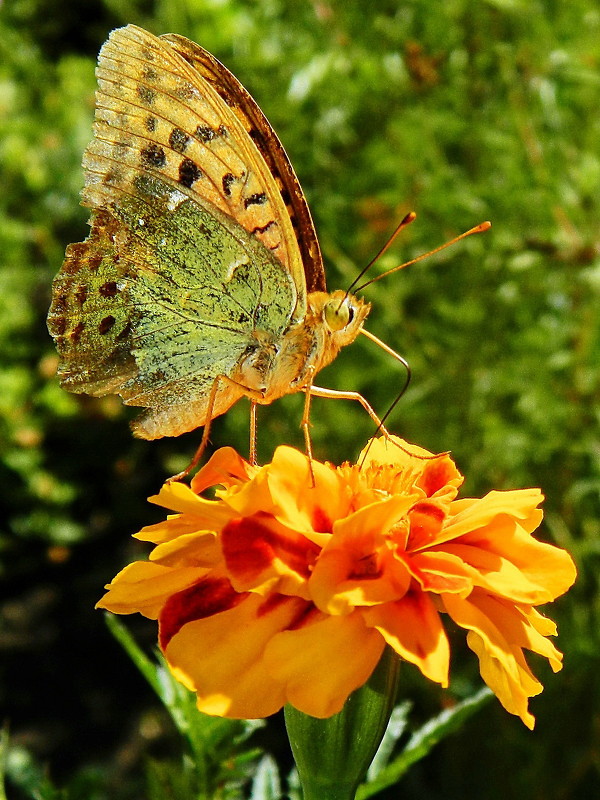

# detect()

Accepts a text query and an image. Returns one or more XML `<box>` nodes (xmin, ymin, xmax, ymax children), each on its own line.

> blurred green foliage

<box><xmin>1</xmin><ymin>0</ymin><xmax>599</xmax><ymax>797</ymax></box>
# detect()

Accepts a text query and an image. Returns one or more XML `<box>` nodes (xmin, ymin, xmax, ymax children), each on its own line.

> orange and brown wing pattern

<box><xmin>162</xmin><ymin>30</ymin><xmax>326</xmax><ymax>295</ymax></box>
<box><xmin>81</xmin><ymin>24</ymin><xmax>322</xmax><ymax>313</ymax></box>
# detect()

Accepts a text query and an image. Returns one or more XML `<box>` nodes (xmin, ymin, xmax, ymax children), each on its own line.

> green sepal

<box><xmin>284</xmin><ymin>646</ymin><xmax>401</xmax><ymax>800</ymax></box>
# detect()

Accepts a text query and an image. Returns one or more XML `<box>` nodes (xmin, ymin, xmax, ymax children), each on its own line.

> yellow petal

<box><xmin>264</xmin><ymin>611</ymin><xmax>385</xmax><ymax>718</ymax></box>
<box><xmin>359</xmin><ymin>435</ymin><xmax>435</xmax><ymax>466</ymax></box>
<box><xmin>466</xmin><ymin>630</ymin><xmax>538</xmax><ymax>729</ymax></box>
<box><xmin>135</xmin><ymin>515</ymin><xmax>210</xmax><ymax>544</ymax></box>
<box><xmin>149</xmin><ymin>481</ymin><xmax>223</xmax><ymax>517</ymax></box>
<box><xmin>96</xmin><ymin>561</ymin><xmax>203</xmax><ymax>618</ymax></box>
<box><xmin>362</xmin><ymin>593</ymin><xmax>450</xmax><ymax>686</ymax></box>
<box><xmin>359</xmin><ymin>436</ymin><xmax>463</xmax><ymax>500</ymax></box>
<box><xmin>267</xmin><ymin>446</ymin><xmax>349</xmax><ymax>534</ymax></box>
<box><xmin>441</xmin><ymin>541</ymin><xmax>574</xmax><ymax>605</ymax></box>
<box><xmin>163</xmin><ymin>592</ymin><xmax>307</xmax><ymax>718</ymax></box>
<box><xmin>442</xmin><ymin>592</ymin><xmax>559</xmax><ymax>728</ymax></box>
<box><xmin>150</xmin><ymin>531</ymin><xmax>221</xmax><ymax>568</ymax></box>
<box><xmin>444</xmin><ymin>489</ymin><xmax>544</xmax><ymax>542</ymax></box>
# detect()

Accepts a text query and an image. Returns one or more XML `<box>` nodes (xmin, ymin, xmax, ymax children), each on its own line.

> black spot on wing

<box><xmin>251</xmin><ymin>221</ymin><xmax>277</xmax><ymax>235</ymax></box>
<box><xmin>222</xmin><ymin>173</ymin><xmax>236</xmax><ymax>197</ymax></box>
<box><xmin>169</xmin><ymin>127</ymin><xmax>190</xmax><ymax>153</ymax></box>
<box><xmin>178</xmin><ymin>158</ymin><xmax>203</xmax><ymax>188</ymax></box>
<box><xmin>195</xmin><ymin>124</ymin><xmax>216</xmax><ymax>143</ymax></box>
<box><xmin>140</xmin><ymin>143</ymin><xmax>166</xmax><ymax>168</ymax></box>
<box><xmin>99</xmin><ymin>281</ymin><xmax>119</xmax><ymax>298</ymax></box>
<box><xmin>74</xmin><ymin>285</ymin><xmax>88</xmax><ymax>305</ymax></box>
<box><xmin>70</xmin><ymin>322</ymin><xmax>85</xmax><ymax>343</ymax></box>
<box><xmin>137</xmin><ymin>85</ymin><xmax>156</xmax><ymax>105</ymax></box>
<box><xmin>99</xmin><ymin>316</ymin><xmax>116</xmax><ymax>335</ymax></box>
<box><xmin>244</xmin><ymin>192</ymin><xmax>267</xmax><ymax>209</ymax></box>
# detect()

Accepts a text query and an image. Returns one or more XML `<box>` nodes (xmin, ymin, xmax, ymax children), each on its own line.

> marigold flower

<box><xmin>97</xmin><ymin>438</ymin><xmax>576</xmax><ymax>728</ymax></box>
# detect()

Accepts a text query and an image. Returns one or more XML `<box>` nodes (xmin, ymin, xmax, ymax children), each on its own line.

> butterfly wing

<box><xmin>48</xmin><ymin>25</ymin><xmax>323</xmax><ymax>438</ymax></box>
<box><xmin>161</xmin><ymin>30</ymin><xmax>326</xmax><ymax>295</ymax></box>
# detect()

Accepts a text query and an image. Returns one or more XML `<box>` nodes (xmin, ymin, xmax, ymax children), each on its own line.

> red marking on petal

<box><xmin>419</xmin><ymin>459</ymin><xmax>456</xmax><ymax>496</ymax></box>
<box><xmin>408</xmin><ymin>502</ymin><xmax>445</xmax><ymax>549</ymax></box>
<box><xmin>312</xmin><ymin>506</ymin><xmax>333</xmax><ymax>533</ymax></box>
<box><xmin>159</xmin><ymin>577</ymin><xmax>244</xmax><ymax>649</ymax></box>
<box><xmin>348</xmin><ymin>553</ymin><xmax>382</xmax><ymax>580</ymax></box>
<box><xmin>257</xmin><ymin>593</ymin><xmax>292</xmax><ymax>618</ymax></box>
<box><xmin>222</xmin><ymin>514</ymin><xmax>320</xmax><ymax>580</ymax></box>
<box><xmin>288</xmin><ymin>603</ymin><xmax>320</xmax><ymax>631</ymax></box>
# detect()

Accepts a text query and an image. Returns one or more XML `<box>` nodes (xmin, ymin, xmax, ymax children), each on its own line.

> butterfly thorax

<box><xmin>233</xmin><ymin>290</ymin><xmax>370</xmax><ymax>403</ymax></box>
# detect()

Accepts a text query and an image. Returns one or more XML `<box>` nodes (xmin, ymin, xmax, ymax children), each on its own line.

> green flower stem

<box><xmin>285</xmin><ymin>646</ymin><xmax>401</xmax><ymax>800</ymax></box>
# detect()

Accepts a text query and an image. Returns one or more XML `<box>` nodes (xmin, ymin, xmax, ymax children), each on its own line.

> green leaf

<box><xmin>104</xmin><ymin>613</ymin><xmax>264</xmax><ymax>799</ymax></box>
<box><xmin>249</xmin><ymin>755</ymin><xmax>282</xmax><ymax>800</ymax></box>
<box><xmin>356</xmin><ymin>688</ymin><xmax>493</xmax><ymax>799</ymax></box>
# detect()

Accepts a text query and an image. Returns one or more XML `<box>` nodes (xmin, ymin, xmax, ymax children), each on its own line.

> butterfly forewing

<box><xmin>86</xmin><ymin>25</ymin><xmax>314</xmax><ymax>306</ymax></box>
<box><xmin>162</xmin><ymin>30</ymin><xmax>326</xmax><ymax>295</ymax></box>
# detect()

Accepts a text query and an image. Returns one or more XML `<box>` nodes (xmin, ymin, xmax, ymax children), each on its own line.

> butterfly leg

<box><xmin>249</xmin><ymin>401</ymin><xmax>258</xmax><ymax>466</ymax></box>
<box><xmin>304</xmin><ymin>385</ymin><xmax>390</xmax><ymax>437</ymax></box>
<box><xmin>170</xmin><ymin>375</ymin><xmax>267</xmax><ymax>481</ymax></box>
<box><xmin>168</xmin><ymin>374</ymin><xmax>226</xmax><ymax>481</ymax></box>
<box><xmin>306</xmin><ymin>385</ymin><xmax>445</xmax><ymax>464</ymax></box>
<box><xmin>300</xmin><ymin>367</ymin><xmax>316</xmax><ymax>461</ymax></box>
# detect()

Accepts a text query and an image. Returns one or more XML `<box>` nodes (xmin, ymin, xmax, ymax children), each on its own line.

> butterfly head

<box><xmin>311</xmin><ymin>289</ymin><xmax>371</xmax><ymax>351</ymax></box>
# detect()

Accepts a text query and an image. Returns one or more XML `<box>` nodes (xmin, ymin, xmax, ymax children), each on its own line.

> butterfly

<box><xmin>46</xmin><ymin>24</ymin><xmax>390</xmax><ymax>465</ymax></box>
<box><xmin>47</xmin><ymin>26</ymin><xmax>488</xmax><ymax>468</ymax></box>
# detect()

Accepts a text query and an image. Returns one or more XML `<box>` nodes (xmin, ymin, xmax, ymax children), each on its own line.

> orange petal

<box><xmin>408</xmin><ymin>550</ymin><xmax>474</xmax><ymax>595</ymax></box>
<box><xmin>407</xmin><ymin>501</ymin><xmax>446</xmax><ymax>550</ymax></box>
<box><xmin>190</xmin><ymin>446</ymin><xmax>255</xmax><ymax>493</ymax></box>
<box><xmin>96</xmin><ymin>561</ymin><xmax>203</xmax><ymax>618</ymax></box>
<box><xmin>417</xmin><ymin>454</ymin><xmax>464</xmax><ymax>500</ymax></box>
<box><xmin>150</xmin><ymin>531</ymin><xmax>221</xmax><ymax>569</ymax></box>
<box><xmin>442</xmin><ymin>591</ymin><xmax>559</xmax><ymax>728</ymax></box>
<box><xmin>162</xmin><ymin>591</ymin><xmax>308</xmax><ymax>718</ymax></box>
<box><xmin>264</xmin><ymin>611</ymin><xmax>385</xmax><ymax>718</ymax></box>
<box><xmin>159</xmin><ymin>576</ymin><xmax>245</xmax><ymax>647</ymax></box>
<box><xmin>310</xmin><ymin>497</ymin><xmax>414</xmax><ymax>615</ymax></box>
<box><xmin>221</xmin><ymin>513</ymin><xmax>319</xmax><ymax>598</ymax></box>
<box><xmin>362</xmin><ymin>592</ymin><xmax>450</xmax><ymax>685</ymax></box>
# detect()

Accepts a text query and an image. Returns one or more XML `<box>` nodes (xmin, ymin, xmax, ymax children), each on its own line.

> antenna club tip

<box><xmin>479</xmin><ymin>220</ymin><xmax>492</xmax><ymax>231</ymax></box>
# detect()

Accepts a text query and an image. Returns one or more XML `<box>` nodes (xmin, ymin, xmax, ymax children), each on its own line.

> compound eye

<box><xmin>324</xmin><ymin>299</ymin><xmax>350</xmax><ymax>331</ymax></box>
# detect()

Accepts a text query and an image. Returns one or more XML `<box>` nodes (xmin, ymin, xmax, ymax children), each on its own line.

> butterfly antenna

<box><xmin>344</xmin><ymin>212</ymin><xmax>417</xmax><ymax>298</ymax></box>
<box><xmin>355</xmin><ymin>220</ymin><xmax>491</xmax><ymax>292</ymax></box>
